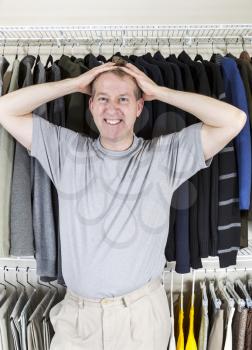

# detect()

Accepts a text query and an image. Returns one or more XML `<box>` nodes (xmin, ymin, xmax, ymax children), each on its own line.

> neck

<box><xmin>100</xmin><ymin>134</ymin><xmax>134</xmax><ymax>151</ymax></box>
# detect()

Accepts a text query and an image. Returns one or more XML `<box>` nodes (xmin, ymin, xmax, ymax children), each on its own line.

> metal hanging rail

<box><xmin>0</xmin><ymin>24</ymin><xmax>251</xmax><ymax>48</ymax></box>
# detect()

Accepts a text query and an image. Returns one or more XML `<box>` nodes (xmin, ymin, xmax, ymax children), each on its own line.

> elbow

<box><xmin>233</xmin><ymin>111</ymin><xmax>247</xmax><ymax>134</ymax></box>
<box><xmin>239</xmin><ymin>111</ymin><xmax>247</xmax><ymax>127</ymax></box>
<box><xmin>239</xmin><ymin>111</ymin><xmax>247</xmax><ymax>130</ymax></box>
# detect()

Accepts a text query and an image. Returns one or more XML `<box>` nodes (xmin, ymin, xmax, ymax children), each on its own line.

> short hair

<box><xmin>90</xmin><ymin>63</ymin><xmax>143</xmax><ymax>100</ymax></box>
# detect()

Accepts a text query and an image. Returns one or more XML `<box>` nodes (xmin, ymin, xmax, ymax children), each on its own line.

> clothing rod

<box><xmin>0</xmin><ymin>37</ymin><xmax>251</xmax><ymax>43</ymax></box>
<box><xmin>0</xmin><ymin>24</ymin><xmax>251</xmax><ymax>43</ymax></box>
<box><xmin>164</xmin><ymin>267</ymin><xmax>252</xmax><ymax>274</ymax></box>
<box><xmin>1</xmin><ymin>266</ymin><xmax>252</xmax><ymax>273</ymax></box>
<box><xmin>0</xmin><ymin>266</ymin><xmax>36</xmax><ymax>271</ymax></box>
<box><xmin>2</xmin><ymin>266</ymin><xmax>252</xmax><ymax>273</ymax></box>
<box><xmin>0</xmin><ymin>39</ymin><xmax>251</xmax><ymax>53</ymax></box>
<box><xmin>0</xmin><ymin>24</ymin><xmax>251</xmax><ymax>31</ymax></box>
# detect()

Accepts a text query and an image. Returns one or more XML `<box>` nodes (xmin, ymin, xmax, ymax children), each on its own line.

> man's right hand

<box><xmin>74</xmin><ymin>62</ymin><xmax>117</xmax><ymax>95</ymax></box>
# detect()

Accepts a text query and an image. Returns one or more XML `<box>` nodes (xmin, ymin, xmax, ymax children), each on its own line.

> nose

<box><xmin>105</xmin><ymin>101</ymin><xmax>120</xmax><ymax>113</ymax></box>
<box><xmin>105</xmin><ymin>102</ymin><xmax>121</xmax><ymax>117</ymax></box>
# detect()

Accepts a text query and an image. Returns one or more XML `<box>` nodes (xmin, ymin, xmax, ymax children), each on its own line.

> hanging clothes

<box><xmin>185</xmin><ymin>304</ymin><xmax>197</xmax><ymax>350</ymax></box>
<box><xmin>232</xmin><ymin>307</ymin><xmax>248</xmax><ymax>350</ymax></box>
<box><xmin>10</xmin><ymin>55</ymin><xmax>35</xmax><ymax>257</ymax></box>
<box><xmin>0</xmin><ymin>46</ymin><xmax>251</xmax><ymax>286</ymax></box>
<box><xmin>168</xmin><ymin>270</ymin><xmax>176</xmax><ymax>350</ymax></box>
<box><xmin>198</xmin><ymin>283</ymin><xmax>208</xmax><ymax>350</ymax></box>
<box><xmin>223</xmin><ymin>306</ymin><xmax>235</xmax><ymax>350</ymax></box>
<box><xmin>208</xmin><ymin>308</ymin><xmax>224</xmax><ymax>350</ymax></box>
<box><xmin>31</xmin><ymin>58</ymin><xmax>58</xmax><ymax>280</ymax></box>
<box><xmin>217</xmin><ymin>56</ymin><xmax>252</xmax><ymax>211</ymax></box>
<box><xmin>176</xmin><ymin>306</ymin><xmax>184</xmax><ymax>350</ymax></box>
<box><xmin>0</xmin><ymin>55</ymin><xmax>11</xmax><ymax>257</ymax></box>
<box><xmin>0</xmin><ymin>290</ymin><xmax>18</xmax><ymax>350</ymax></box>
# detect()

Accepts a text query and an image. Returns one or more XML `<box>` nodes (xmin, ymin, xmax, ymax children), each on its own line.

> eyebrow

<box><xmin>96</xmin><ymin>93</ymin><xmax>130</xmax><ymax>97</ymax></box>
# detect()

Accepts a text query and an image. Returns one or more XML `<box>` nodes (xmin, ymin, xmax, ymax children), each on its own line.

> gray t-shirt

<box><xmin>29</xmin><ymin>112</ymin><xmax>212</xmax><ymax>298</ymax></box>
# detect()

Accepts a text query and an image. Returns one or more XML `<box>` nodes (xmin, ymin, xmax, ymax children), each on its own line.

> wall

<box><xmin>0</xmin><ymin>0</ymin><xmax>251</xmax><ymax>25</ymax></box>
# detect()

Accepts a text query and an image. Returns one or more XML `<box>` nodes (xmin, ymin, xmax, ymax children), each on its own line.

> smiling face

<box><xmin>89</xmin><ymin>70</ymin><xmax>144</xmax><ymax>150</ymax></box>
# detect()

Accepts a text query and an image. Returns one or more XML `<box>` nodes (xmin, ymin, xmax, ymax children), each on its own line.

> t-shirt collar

<box><xmin>95</xmin><ymin>133</ymin><xmax>139</xmax><ymax>158</ymax></box>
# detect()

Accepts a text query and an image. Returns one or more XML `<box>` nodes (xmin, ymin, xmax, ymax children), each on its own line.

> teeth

<box><xmin>105</xmin><ymin>119</ymin><xmax>121</xmax><ymax>125</ymax></box>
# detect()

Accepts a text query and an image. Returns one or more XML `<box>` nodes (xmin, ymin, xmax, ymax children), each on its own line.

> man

<box><xmin>0</xmin><ymin>60</ymin><xmax>246</xmax><ymax>350</ymax></box>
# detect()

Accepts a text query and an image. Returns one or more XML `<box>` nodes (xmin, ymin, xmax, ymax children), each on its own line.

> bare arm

<box><xmin>0</xmin><ymin>78</ymin><xmax>77</xmax><ymax>149</ymax></box>
<box><xmin>154</xmin><ymin>86</ymin><xmax>247</xmax><ymax>160</ymax></box>
<box><xmin>0</xmin><ymin>62</ymin><xmax>116</xmax><ymax>150</ymax></box>
<box><xmin>0</xmin><ymin>78</ymin><xmax>78</xmax><ymax>150</ymax></box>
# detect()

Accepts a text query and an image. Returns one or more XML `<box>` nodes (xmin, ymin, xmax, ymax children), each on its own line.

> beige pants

<box><xmin>49</xmin><ymin>277</ymin><xmax>171</xmax><ymax>350</ymax></box>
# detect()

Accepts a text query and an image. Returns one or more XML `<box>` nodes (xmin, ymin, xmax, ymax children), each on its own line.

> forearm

<box><xmin>0</xmin><ymin>77</ymin><xmax>79</xmax><ymax>119</ymax></box>
<box><xmin>154</xmin><ymin>86</ymin><xmax>246</xmax><ymax>129</ymax></box>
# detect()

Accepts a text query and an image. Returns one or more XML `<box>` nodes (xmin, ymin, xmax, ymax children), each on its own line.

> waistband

<box><xmin>65</xmin><ymin>276</ymin><xmax>163</xmax><ymax>308</ymax></box>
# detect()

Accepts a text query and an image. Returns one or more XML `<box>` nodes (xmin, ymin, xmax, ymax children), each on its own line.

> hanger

<box><xmin>26</xmin><ymin>41</ymin><xmax>30</xmax><ymax>56</ymax></box>
<box><xmin>209</xmin><ymin>268</ymin><xmax>221</xmax><ymax>309</ymax></box>
<box><xmin>26</xmin><ymin>267</ymin><xmax>36</xmax><ymax>291</ymax></box>
<box><xmin>239</xmin><ymin>36</ymin><xmax>251</xmax><ymax>61</ymax></box>
<box><xmin>48</xmin><ymin>280</ymin><xmax>59</xmax><ymax>294</ymax></box>
<box><xmin>209</xmin><ymin>281</ymin><xmax>221</xmax><ymax>310</ymax></box>
<box><xmin>170</xmin><ymin>269</ymin><xmax>174</xmax><ymax>317</ymax></box>
<box><xmin>3</xmin><ymin>266</ymin><xmax>17</xmax><ymax>292</ymax></box>
<box><xmin>37</xmin><ymin>276</ymin><xmax>51</xmax><ymax>290</ymax></box>
<box><xmin>2</xmin><ymin>39</ymin><xmax>6</xmax><ymax>57</ymax></box>
<box><xmin>234</xmin><ymin>268</ymin><xmax>252</xmax><ymax>308</ymax></box>
<box><xmin>0</xmin><ymin>267</ymin><xmax>6</xmax><ymax>290</ymax></box>
<box><xmin>34</xmin><ymin>40</ymin><xmax>41</xmax><ymax>67</ymax></box>
<box><xmin>223</xmin><ymin>37</ymin><xmax>232</xmax><ymax>56</ymax></box>
<box><xmin>161</xmin><ymin>269</ymin><xmax>165</xmax><ymax>286</ymax></box>
<box><xmin>200</xmin><ymin>269</ymin><xmax>208</xmax><ymax>308</ymax></box>
<box><xmin>44</xmin><ymin>41</ymin><xmax>54</xmax><ymax>70</ymax></box>
<box><xmin>217</xmin><ymin>279</ymin><xmax>235</xmax><ymax>308</ymax></box>
<box><xmin>211</xmin><ymin>39</ymin><xmax>215</xmax><ymax>55</ymax></box>
<box><xmin>235</xmin><ymin>278</ymin><xmax>252</xmax><ymax>308</ymax></box>
<box><xmin>15</xmin><ymin>267</ymin><xmax>26</xmax><ymax>291</ymax></box>
<box><xmin>202</xmin><ymin>281</ymin><xmax>207</xmax><ymax>302</ymax></box>
<box><xmin>194</xmin><ymin>40</ymin><xmax>204</xmax><ymax>62</ymax></box>
<box><xmin>15</xmin><ymin>40</ymin><xmax>20</xmax><ymax>60</ymax></box>
<box><xmin>191</xmin><ymin>269</ymin><xmax>196</xmax><ymax>306</ymax></box>
<box><xmin>180</xmin><ymin>273</ymin><xmax>184</xmax><ymax>311</ymax></box>
<box><xmin>225</xmin><ymin>280</ymin><xmax>245</xmax><ymax>310</ymax></box>
<box><xmin>248</xmin><ymin>278</ymin><xmax>252</xmax><ymax>297</ymax></box>
<box><xmin>167</xmin><ymin>38</ymin><xmax>172</xmax><ymax>56</ymax></box>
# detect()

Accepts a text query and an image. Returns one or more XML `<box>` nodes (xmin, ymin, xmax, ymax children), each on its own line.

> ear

<box><xmin>89</xmin><ymin>96</ymin><xmax>93</xmax><ymax>112</ymax></box>
<box><xmin>136</xmin><ymin>97</ymin><xmax>144</xmax><ymax>117</ymax></box>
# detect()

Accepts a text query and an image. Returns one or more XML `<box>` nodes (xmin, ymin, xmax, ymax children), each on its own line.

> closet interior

<box><xmin>0</xmin><ymin>24</ymin><xmax>252</xmax><ymax>349</ymax></box>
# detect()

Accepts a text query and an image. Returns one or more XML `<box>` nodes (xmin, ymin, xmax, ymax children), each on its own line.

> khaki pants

<box><xmin>49</xmin><ymin>277</ymin><xmax>171</xmax><ymax>350</ymax></box>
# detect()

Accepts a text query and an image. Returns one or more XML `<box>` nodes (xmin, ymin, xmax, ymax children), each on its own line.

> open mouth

<box><xmin>104</xmin><ymin>119</ymin><xmax>123</xmax><ymax>126</ymax></box>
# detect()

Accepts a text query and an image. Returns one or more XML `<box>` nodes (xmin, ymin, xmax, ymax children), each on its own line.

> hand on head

<box><xmin>117</xmin><ymin>63</ymin><xmax>159</xmax><ymax>101</ymax></box>
<box><xmin>75</xmin><ymin>60</ymin><xmax>159</xmax><ymax>102</ymax></box>
<box><xmin>75</xmin><ymin>62</ymin><xmax>117</xmax><ymax>95</ymax></box>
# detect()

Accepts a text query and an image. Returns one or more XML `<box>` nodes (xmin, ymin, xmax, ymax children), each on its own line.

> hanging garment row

<box><xmin>167</xmin><ymin>268</ymin><xmax>252</xmax><ymax>350</ymax></box>
<box><xmin>1</xmin><ymin>264</ymin><xmax>252</xmax><ymax>350</ymax></box>
<box><xmin>0</xmin><ymin>47</ymin><xmax>252</xmax><ymax>282</ymax></box>
<box><xmin>0</xmin><ymin>266</ymin><xmax>65</xmax><ymax>350</ymax></box>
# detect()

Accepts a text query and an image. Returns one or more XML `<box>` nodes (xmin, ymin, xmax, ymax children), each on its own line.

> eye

<box><xmin>98</xmin><ymin>97</ymin><xmax>108</xmax><ymax>102</ymax></box>
<box><xmin>120</xmin><ymin>97</ymin><xmax>128</xmax><ymax>102</ymax></box>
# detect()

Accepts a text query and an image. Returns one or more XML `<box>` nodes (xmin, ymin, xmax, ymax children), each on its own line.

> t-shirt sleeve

<box><xmin>156</xmin><ymin>121</ymin><xmax>213</xmax><ymax>192</ymax></box>
<box><xmin>27</xmin><ymin>112</ymin><xmax>79</xmax><ymax>188</ymax></box>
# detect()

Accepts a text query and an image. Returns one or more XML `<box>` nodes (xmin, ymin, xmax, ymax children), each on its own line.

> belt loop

<box><xmin>161</xmin><ymin>271</ymin><xmax>165</xmax><ymax>286</ymax></box>
<box><xmin>78</xmin><ymin>298</ymin><xmax>84</xmax><ymax>309</ymax></box>
<box><xmin>122</xmin><ymin>296</ymin><xmax>128</xmax><ymax>307</ymax></box>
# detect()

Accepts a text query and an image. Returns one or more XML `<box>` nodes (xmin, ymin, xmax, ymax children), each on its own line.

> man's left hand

<box><xmin>118</xmin><ymin>63</ymin><xmax>160</xmax><ymax>101</ymax></box>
